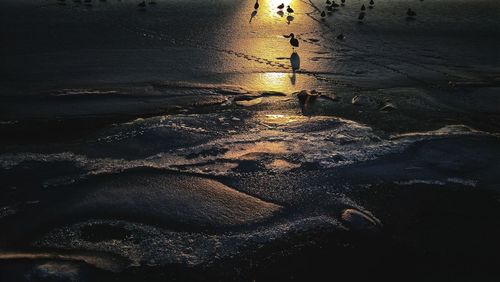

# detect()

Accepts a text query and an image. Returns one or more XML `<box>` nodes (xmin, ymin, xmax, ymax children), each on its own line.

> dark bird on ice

<box><xmin>287</xmin><ymin>5</ymin><xmax>294</xmax><ymax>14</ymax></box>
<box><xmin>277</xmin><ymin>3</ymin><xmax>284</xmax><ymax>10</ymax></box>
<box><xmin>250</xmin><ymin>10</ymin><xmax>257</xmax><ymax>22</ymax></box>
<box><xmin>254</xmin><ymin>0</ymin><xmax>259</xmax><ymax>10</ymax></box>
<box><xmin>361</xmin><ymin>4</ymin><xmax>366</xmax><ymax>11</ymax></box>
<box><xmin>284</xmin><ymin>33</ymin><xmax>299</xmax><ymax>48</ymax></box>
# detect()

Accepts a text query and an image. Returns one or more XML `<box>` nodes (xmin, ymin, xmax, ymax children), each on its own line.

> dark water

<box><xmin>1</xmin><ymin>0</ymin><xmax>500</xmax><ymax>281</ymax></box>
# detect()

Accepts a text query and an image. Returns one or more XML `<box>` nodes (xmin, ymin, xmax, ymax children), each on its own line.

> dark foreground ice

<box><xmin>1</xmin><ymin>0</ymin><xmax>499</xmax><ymax>281</ymax></box>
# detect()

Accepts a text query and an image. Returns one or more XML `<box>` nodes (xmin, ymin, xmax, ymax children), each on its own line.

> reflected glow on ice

<box><xmin>227</xmin><ymin>73</ymin><xmax>317</xmax><ymax>93</ymax></box>
<box><xmin>258</xmin><ymin>72</ymin><xmax>295</xmax><ymax>92</ymax></box>
<box><xmin>268</xmin><ymin>0</ymin><xmax>295</xmax><ymax>18</ymax></box>
<box><xmin>265</xmin><ymin>159</ymin><xmax>301</xmax><ymax>170</ymax></box>
<box><xmin>260</xmin><ymin>114</ymin><xmax>307</xmax><ymax>125</ymax></box>
<box><xmin>223</xmin><ymin>141</ymin><xmax>289</xmax><ymax>160</ymax></box>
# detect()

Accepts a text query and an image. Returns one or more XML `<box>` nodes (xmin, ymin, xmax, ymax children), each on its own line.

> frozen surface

<box><xmin>0</xmin><ymin>0</ymin><xmax>499</xmax><ymax>280</ymax></box>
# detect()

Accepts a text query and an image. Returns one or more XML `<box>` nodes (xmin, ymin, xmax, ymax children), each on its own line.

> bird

<box><xmin>337</xmin><ymin>33</ymin><xmax>345</xmax><ymax>40</ymax></box>
<box><xmin>287</xmin><ymin>5</ymin><xmax>294</xmax><ymax>14</ymax></box>
<box><xmin>326</xmin><ymin>0</ymin><xmax>331</xmax><ymax>4</ymax></box>
<box><xmin>138</xmin><ymin>1</ymin><xmax>146</xmax><ymax>8</ymax></box>
<box><xmin>284</xmin><ymin>33</ymin><xmax>299</xmax><ymax>49</ymax></box>
<box><xmin>321</xmin><ymin>11</ymin><xmax>326</xmax><ymax>17</ymax></box>
<box><xmin>297</xmin><ymin>90</ymin><xmax>320</xmax><ymax>108</ymax></box>
<box><xmin>407</xmin><ymin>8</ymin><xmax>416</xmax><ymax>17</ymax></box>
<box><xmin>254</xmin><ymin>0</ymin><xmax>259</xmax><ymax>10</ymax></box>
<box><xmin>341</xmin><ymin>0</ymin><xmax>346</xmax><ymax>4</ymax></box>
<box><xmin>369</xmin><ymin>0</ymin><xmax>374</xmax><ymax>6</ymax></box>
<box><xmin>361</xmin><ymin>4</ymin><xmax>366</xmax><ymax>11</ymax></box>
<box><xmin>277</xmin><ymin>3</ymin><xmax>284</xmax><ymax>10</ymax></box>
<box><xmin>249</xmin><ymin>10</ymin><xmax>257</xmax><ymax>22</ymax></box>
